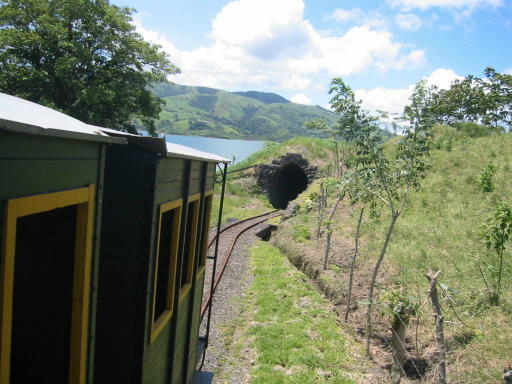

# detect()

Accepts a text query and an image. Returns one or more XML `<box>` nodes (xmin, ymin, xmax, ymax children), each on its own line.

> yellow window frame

<box><xmin>150</xmin><ymin>199</ymin><xmax>182</xmax><ymax>344</ymax></box>
<box><xmin>179</xmin><ymin>193</ymin><xmax>200</xmax><ymax>301</ymax></box>
<box><xmin>197</xmin><ymin>190</ymin><xmax>214</xmax><ymax>275</ymax></box>
<box><xmin>0</xmin><ymin>185</ymin><xmax>95</xmax><ymax>384</ymax></box>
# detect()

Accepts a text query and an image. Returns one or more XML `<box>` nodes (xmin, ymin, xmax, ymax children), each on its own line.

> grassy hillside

<box><xmin>267</xmin><ymin>127</ymin><xmax>512</xmax><ymax>383</ymax></box>
<box><xmin>209</xmin><ymin>129</ymin><xmax>512</xmax><ymax>381</ymax></box>
<box><xmin>151</xmin><ymin>82</ymin><xmax>339</xmax><ymax>141</ymax></box>
<box><xmin>363</xmin><ymin>129</ymin><xmax>512</xmax><ymax>382</ymax></box>
<box><xmin>211</xmin><ymin>137</ymin><xmax>334</xmax><ymax>225</ymax></box>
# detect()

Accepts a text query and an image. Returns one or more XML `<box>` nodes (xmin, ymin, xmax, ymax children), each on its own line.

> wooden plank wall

<box><xmin>172</xmin><ymin>161</ymin><xmax>204</xmax><ymax>384</ymax></box>
<box><xmin>186</xmin><ymin>270</ymin><xmax>206</xmax><ymax>383</ymax></box>
<box><xmin>206</xmin><ymin>163</ymin><xmax>216</xmax><ymax>191</ymax></box>
<box><xmin>94</xmin><ymin>145</ymin><xmax>155</xmax><ymax>384</ymax></box>
<box><xmin>0</xmin><ymin>131</ymin><xmax>102</xmax><ymax>384</ymax></box>
<box><xmin>142</xmin><ymin>157</ymin><xmax>186</xmax><ymax>384</ymax></box>
<box><xmin>0</xmin><ymin>132</ymin><xmax>100</xmax><ymax>200</ymax></box>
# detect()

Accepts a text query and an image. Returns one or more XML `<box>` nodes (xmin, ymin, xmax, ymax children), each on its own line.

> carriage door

<box><xmin>1</xmin><ymin>186</ymin><xmax>95</xmax><ymax>384</ymax></box>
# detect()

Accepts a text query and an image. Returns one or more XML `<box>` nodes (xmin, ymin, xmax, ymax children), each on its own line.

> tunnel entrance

<box><xmin>270</xmin><ymin>163</ymin><xmax>309</xmax><ymax>209</ymax></box>
<box><xmin>255</xmin><ymin>153</ymin><xmax>317</xmax><ymax>210</ymax></box>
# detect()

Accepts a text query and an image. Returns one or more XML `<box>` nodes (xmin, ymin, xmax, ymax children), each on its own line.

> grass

<box><xmin>359</xmin><ymin>130</ymin><xmax>512</xmax><ymax>382</ymax></box>
<box><xmin>211</xmin><ymin>178</ymin><xmax>271</xmax><ymax>225</ymax></box>
<box><xmin>245</xmin><ymin>242</ymin><xmax>363</xmax><ymax>383</ymax></box>
<box><xmin>261</xmin><ymin>127</ymin><xmax>512</xmax><ymax>382</ymax></box>
<box><xmin>230</xmin><ymin>137</ymin><xmax>334</xmax><ymax>172</ymax></box>
<box><xmin>210</xmin><ymin>137</ymin><xmax>337</xmax><ymax>225</ymax></box>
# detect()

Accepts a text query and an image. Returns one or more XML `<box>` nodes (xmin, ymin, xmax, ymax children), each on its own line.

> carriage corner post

<box><xmin>203</xmin><ymin>162</ymin><xmax>228</xmax><ymax>355</ymax></box>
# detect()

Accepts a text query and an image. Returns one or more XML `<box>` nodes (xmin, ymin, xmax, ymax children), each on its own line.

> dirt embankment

<box><xmin>271</xmin><ymin>201</ymin><xmax>438</xmax><ymax>384</ymax></box>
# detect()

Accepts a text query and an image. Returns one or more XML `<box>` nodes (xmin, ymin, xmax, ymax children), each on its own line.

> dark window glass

<box><xmin>154</xmin><ymin>209</ymin><xmax>175</xmax><ymax>322</ymax></box>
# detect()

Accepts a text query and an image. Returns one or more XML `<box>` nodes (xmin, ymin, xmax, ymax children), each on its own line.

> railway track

<box><xmin>200</xmin><ymin>210</ymin><xmax>282</xmax><ymax>318</ymax></box>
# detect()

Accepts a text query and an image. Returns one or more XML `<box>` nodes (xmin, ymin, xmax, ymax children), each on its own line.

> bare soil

<box><xmin>272</xmin><ymin>199</ymin><xmax>440</xmax><ymax>383</ymax></box>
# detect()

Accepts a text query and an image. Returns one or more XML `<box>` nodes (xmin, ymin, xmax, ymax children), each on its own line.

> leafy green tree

<box><xmin>305</xmin><ymin>118</ymin><xmax>341</xmax><ymax>177</ymax></box>
<box><xmin>481</xmin><ymin>67</ymin><xmax>512</xmax><ymax>128</ymax></box>
<box><xmin>330</xmin><ymin>79</ymin><xmax>434</xmax><ymax>356</ymax></box>
<box><xmin>0</xmin><ymin>0</ymin><xmax>179</xmax><ymax>134</ymax></box>
<box><xmin>480</xmin><ymin>202</ymin><xmax>512</xmax><ymax>304</ymax></box>
<box><xmin>340</xmin><ymin>169</ymin><xmax>375</xmax><ymax>322</ymax></box>
<box><xmin>430</xmin><ymin>68</ymin><xmax>512</xmax><ymax>131</ymax></box>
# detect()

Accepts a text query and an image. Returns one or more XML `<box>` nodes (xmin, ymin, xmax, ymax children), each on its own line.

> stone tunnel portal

<box><xmin>269</xmin><ymin>163</ymin><xmax>309</xmax><ymax>209</ymax></box>
<box><xmin>256</xmin><ymin>153</ymin><xmax>317</xmax><ymax>210</ymax></box>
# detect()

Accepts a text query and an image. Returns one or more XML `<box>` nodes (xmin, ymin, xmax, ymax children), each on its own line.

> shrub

<box><xmin>477</xmin><ymin>164</ymin><xmax>497</xmax><ymax>193</ymax></box>
<box><xmin>292</xmin><ymin>224</ymin><xmax>311</xmax><ymax>242</ymax></box>
<box><xmin>453</xmin><ymin>122</ymin><xmax>504</xmax><ymax>138</ymax></box>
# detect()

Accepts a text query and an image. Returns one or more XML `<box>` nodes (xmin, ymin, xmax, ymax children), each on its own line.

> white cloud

<box><xmin>389</xmin><ymin>0</ymin><xmax>503</xmax><ymax>11</ymax></box>
<box><xmin>356</xmin><ymin>68</ymin><xmax>462</xmax><ymax>115</ymax></box>
<box><xmin>392</xmin><ymin>49</ymin><xmax>426</xmax><ymax>70</ymax></box>
<box><xmin>133</xmin><ymin>0</ymin><xmax>425</xmax><ymax>92</ymax></box>
<box><xmin>211</xmin><ymin>0</ymin><xmax>307</xmax><ymax>49</ymax></box>
<box><xmin>285</xmin><ymin>25</ymin><xmax>425</xmax><ymax>75</ymax></box>
<box><xmin>504</xmin><ymin>68</ymin><xmax>512</xmax><ymax>75</ymax></box>
<box><xmin>290</xmin><ymin>93</ymin><xmax>312</xmax><ymax>104</ymax></box>
<box><xmin>330</xmin><ymin>8</ymin><xmax>363</xmax><ymax>23</ymax></box>
<box><xmin>395</xmin><ymin>13</ymin><xmax>424</xmax><ymax>30</ymax></box>
<box><xmin>355</xmin><ymin>86</ymin><xmax>414</xmax><ymax>115</ymax></box>
<box><xmin>280</xmin><ymin>75</ymin><xmax>312</xmax><ymax>90</ymax></box>
<box><xmin>329</xmin><ymin>8</ymin><xmax>388</xmax><ymax>28</ymax></box>
<box><xmin>426</xmin><ymin>68</ymin><xmax>463</xmax><ymax>88</ymax></box>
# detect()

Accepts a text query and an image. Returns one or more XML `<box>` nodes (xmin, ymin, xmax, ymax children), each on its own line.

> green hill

<box><xmin>213</xmin><ymin>127</ymin><xmax>512</xmax><ymax>382</ymax></box>
<box><xmin>151</xmin><ymin>82</ymin><xmax>339</xmax><ymax>141</ymax></box>
<box><xmin>231</xmin><ymin>90</ymin><xmax>290</xmax><ymax>104</ymax></box>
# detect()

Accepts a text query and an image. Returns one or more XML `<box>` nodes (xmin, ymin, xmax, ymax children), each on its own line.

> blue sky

<box><xmin>113</xmin><ymin>0</ymin><xmax>512</xmax><ymax>114</ymax></box>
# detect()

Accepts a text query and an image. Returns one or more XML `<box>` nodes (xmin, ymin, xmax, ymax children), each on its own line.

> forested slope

<box><xmin>151</xmin><ymin>82</ymin><xmax>338</xmax><ymax>141</ymax></box>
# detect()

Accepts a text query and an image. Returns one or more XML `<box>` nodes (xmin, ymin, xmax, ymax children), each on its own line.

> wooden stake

<box><xmin>426</xmin><ymin>269</ymin><xmax>447</xmax><ymax>384</ymax></box>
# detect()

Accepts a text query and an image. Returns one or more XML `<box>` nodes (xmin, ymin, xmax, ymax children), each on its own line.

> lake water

<box><xmin>164</xmin><ymin>134</ymin><xmax>265</xmax><ymax>164</ymax></box>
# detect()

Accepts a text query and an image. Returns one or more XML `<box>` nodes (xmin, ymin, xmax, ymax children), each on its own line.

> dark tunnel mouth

<box><xmin>269</xmin><ymin>163</ymin><xmax>309</xmax><ymax>209</ymax></box>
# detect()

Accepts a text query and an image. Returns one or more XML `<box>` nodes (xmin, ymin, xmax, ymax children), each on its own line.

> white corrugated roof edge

<box><xmin>0</xmin><ymin>92</ymin><xmax>230</xmax><ymax>163</ymax></box>
<box><xmin>0</xmin><ymin>92</ymin><xmax>125</xmax><ymax>144</ymax></box>
<box><xmin>98</xmin><ymin>127</ymin><xmax>230</xmax><ymax>163</ymax></box>
<box><xmin>165</xmin><ymin>142</ymin><xmax>231</xmax><ymax>163</ymax></box>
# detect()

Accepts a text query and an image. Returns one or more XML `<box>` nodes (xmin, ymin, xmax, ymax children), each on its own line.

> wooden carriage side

<box><xmin>94</xmin><ymin>137</ymin><xmax>227</xmax><ymax>384</ymax></box>
<box><xmin>0</xmin><ymin>93</ymin><xmax>125</xmax><ymax>384</ymax></box>
<box><xmin>0</xmin><ymin>92</ymin><xmax>228</xmax><ymax>384</ymax></box>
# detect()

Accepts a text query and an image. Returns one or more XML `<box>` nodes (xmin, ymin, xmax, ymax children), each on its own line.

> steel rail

<box><xmin>200</xmin><ymin>210</ymin><xmax>281</xmax><ymax>318</ymax></box>
<box><xmin>207</xmin><ymin>209</ymin><xmax>279</xmax><ymax>249</ymax></box>
<box><xmin>225</xmin><ymin>164</ymin><xmax>259</xmax><ymax>174</ymax></box>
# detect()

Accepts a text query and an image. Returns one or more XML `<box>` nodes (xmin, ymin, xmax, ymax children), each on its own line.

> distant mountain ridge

<box><xmin>150</xmin><ymin>82</ymin><xmax>338</xmax><ymax>141</ymax></box>
<box><xmin>231</xmin><ymin>91</ymin><xmax>290</xmax><ymax>104</ymax></box>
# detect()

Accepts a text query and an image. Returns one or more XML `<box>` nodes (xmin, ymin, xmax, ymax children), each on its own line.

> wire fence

<box><xmin>362</xmin><ymin>277</ymin><xmax>488</xmax><ymax>384</ymax></box>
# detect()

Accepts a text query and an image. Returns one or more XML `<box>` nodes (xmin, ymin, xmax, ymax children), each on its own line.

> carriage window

<box><xmin>1</xmin><ymin>186</ymin><xmax>94</xmax><ymax>384</ymax></box>
<box><xmin>180</xmin><ymin>196</ymin><xmax>200</xmax><ymax>295</ymax></box>
<box><xmin>151</xmin><ymin>199</ymin><xmax>182</xmax><ymax>342</ymax></box>
<box><xmin>197</xmin><ymin>192</ymin><xmax>213</xmax><ymax>271</ymax></box>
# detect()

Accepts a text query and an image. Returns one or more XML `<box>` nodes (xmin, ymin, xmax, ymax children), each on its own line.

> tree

<box><xmin>480</xmin><ymin>201</ymin><xmax>512</xmax><ymax>304</ymax></box>
<box><xmin>305</xmin><ymin>118</ymin><xmax>341</xmax><ymax>177</ymax></box>
<box><xmin>481</xmin><ymin>67</ymin><xmax>512</xmax><ymax>128</ymax></box>
<box><xmin>429</xmin><ymin>67</ymin><xmax>512</xmax><ymax>131</ymax></box>
<box><xmin>329</xmin><ymin>79</ymin><xmax>434</xmax><ymax>355</ymax></box>
<box><xmin>0</xmin><ymin>0</ymin><xmax>179</xmax><ymax>134</ymax></box>
<box><xmin>341</xmin><ymin>170</ymin><xmax>370</xmax><ymax>322</ymax></box>
<box><xmin>430</xmin><ymin>75</ymin><xmax>487</xmax><ymax>125</ymax></box>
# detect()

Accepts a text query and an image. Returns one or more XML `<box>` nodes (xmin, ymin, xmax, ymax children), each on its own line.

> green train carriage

<box><xmin>0</xmin><ymin>92</ymin><xmax>126</xmax><ymax>384</ymax></box>
<box><xmin>0</xmin><ymin>93</ymin><xmax>229</xmax><ymax>384</ymax></box>
<box><xmin>94</xmin><ymin>132</ymin><xmax>228</xmax><ymax>384</ymax></box>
